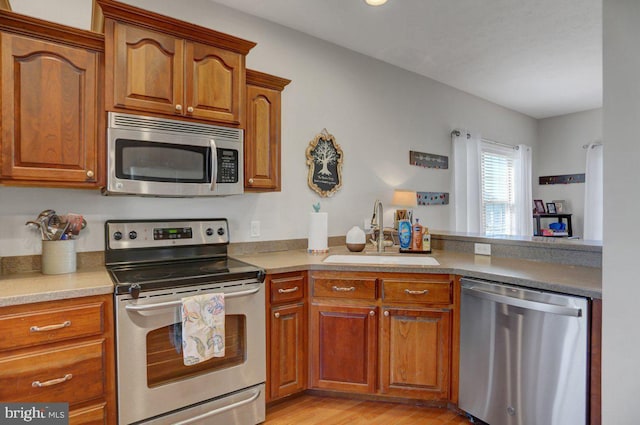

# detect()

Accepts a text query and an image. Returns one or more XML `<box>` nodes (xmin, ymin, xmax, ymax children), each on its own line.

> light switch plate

<box><xmin>474</xmin><ymin>243</ymin><xmax>491</xmax><ymax>256</ymax></box>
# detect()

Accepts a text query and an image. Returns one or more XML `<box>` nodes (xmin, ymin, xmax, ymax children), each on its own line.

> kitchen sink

<box><xmin>322</xmin><ymin>254</ymin><xmax>440</xmax><ymax>266</ymax></box>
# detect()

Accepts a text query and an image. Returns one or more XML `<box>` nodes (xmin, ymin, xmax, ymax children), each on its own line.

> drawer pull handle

<box><xmin>278</xmin><ymin>287</ymin><xmax>299</xmax><ymax>294</ymax></box>
<box><xmin>332</xmin><ymin>286</ymin><xmax>356</xmax><ymax>292</ymax></box>
<box><xmin>405</xmin><ymin>289</ymin><xmax>430</xmax><ymax>295</ymax></box>
<box><xmin>30</xmin><ymin>320</ymin><xmax>71</xmax><ymax>332</ymax></box>
<box><xmin>32</xmin><ymin>374</ymin><xmax>72</xmax><ymax>388</ymax></box>
<box><xmin>274</xmin><ymin>312</ymin><xmax>280</xmax><ymax>318</ymax></box>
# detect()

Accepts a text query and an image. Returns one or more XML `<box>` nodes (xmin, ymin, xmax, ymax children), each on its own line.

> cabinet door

<box><xmin>185</xmin><ymin>41</ymin><xmax>243</xmax><ymax>124</ymax></box>
<box><xmin>245</xmin><ymin>84</ymin><xmax>280</xmax><ymax>191</ymax></box>
<box><xmin>110</xmin><ymin>21</ymin><xmax>184</xmax><ymax>115</ymax></box>
<box><xmin>310</xmin><ymin>303</ymin><xmax>377</xmax><ymax>393</ymax></box>
<box><xmin>1</xmin><ymin>33</ymin><xmax>99</xmax><ymax>184</ymax></box>
<box><xmin>380</xmin><ymin>307</ymin><xmax>451</xmax><ymax>400</ymax></box>
<box><xmin>269</xmin><ymin>303</ymin><xmax>306</xmax><ymax>401</ymax></box>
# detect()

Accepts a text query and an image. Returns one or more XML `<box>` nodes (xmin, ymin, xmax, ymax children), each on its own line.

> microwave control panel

<box><xmin>217</xmin><ymin>148</ymin><xmax>239</xmax><ymax>183</ymax></box>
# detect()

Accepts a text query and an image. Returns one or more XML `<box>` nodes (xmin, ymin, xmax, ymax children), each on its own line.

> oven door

<box><xmin>115</xmin><ymin>280</ymin><xmax>265</xmax><ymax>425</ymax></box>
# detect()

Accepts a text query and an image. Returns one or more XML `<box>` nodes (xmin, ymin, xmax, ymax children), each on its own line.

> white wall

<box><xmin>603</xmin><ymin>1</ymin><xmax>640</xmax><ymax>423</ymax></box>
<box><xmin>534</xmin><ymin>108</ymin><xmax>602</xmax><ymax>238</ymax></box>
<box><xmin>0</xmin><ymin>0</ymin><xmax>537</xmax><ymax>257</ymax></box>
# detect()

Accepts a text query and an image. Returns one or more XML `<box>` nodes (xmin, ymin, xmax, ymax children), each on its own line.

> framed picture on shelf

<box><xmin>534</xmin><ymin>199</ymin><xmax>546</xmax><ymax>214</ymax></box>
<box><xmin>553</xmin><ymin>200</ymin><xmax>566</xmax><ymax>213</ymax></box>
<box><xmin>546</xmin><ymin>202</ymin><xmax>557</xmax><ymax>214</ymax></box>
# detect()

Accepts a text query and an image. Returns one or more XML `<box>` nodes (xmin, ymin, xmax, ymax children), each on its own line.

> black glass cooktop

<box><xmin>109</xmin><ymin>257</ymin><xmax>263</xmax><ymax>295</ymax></box>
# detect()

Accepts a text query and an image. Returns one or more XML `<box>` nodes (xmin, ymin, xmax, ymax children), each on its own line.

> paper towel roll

<box><xmin>308</xmin><ymin>212</ymin><xmax>328</xmax><ymax>253</ymax></box>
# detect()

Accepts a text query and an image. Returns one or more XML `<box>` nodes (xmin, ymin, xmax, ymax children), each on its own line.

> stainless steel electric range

<box><xmin>105</xmin><ymin>218</ymin><xmax>266</xmax><ymax>425</ymax></box>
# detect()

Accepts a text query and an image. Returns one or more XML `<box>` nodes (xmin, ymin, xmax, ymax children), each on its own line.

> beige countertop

<box><xmin>0</xmin><ymin>246</ymin><xmax>602</xmax><ymax>307</ymax></box>
<box><xmin>235</xmin><ymin>246</ymin><xmax>602</xmax><ymax>299</ymax></box>
<box><xmin>0</xmin><ymin>267</ymin><xmax>114</xmax><ymax>307</ymax></box>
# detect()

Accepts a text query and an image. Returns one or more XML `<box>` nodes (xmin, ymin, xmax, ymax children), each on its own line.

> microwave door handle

<box><xmin>210</xmin><ymin>139</ymin><xmax>218</xmax><ymax>192</ymax></box>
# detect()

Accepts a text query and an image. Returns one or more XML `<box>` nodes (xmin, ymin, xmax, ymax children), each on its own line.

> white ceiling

<box><xmin>209</xmin><ymin>0</ymin><xmax>602</xmax><ymax>119</ymax></box>
<box><xmin>8</xmin><ymin>0</ymin><xmax>602</xmax><ymax>119</ymax></box>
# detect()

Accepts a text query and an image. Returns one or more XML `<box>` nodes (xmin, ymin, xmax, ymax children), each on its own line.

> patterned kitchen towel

<box><xmin>181</xmin><ymin>293</ymin><xmax>225</xmax><ymax>365</ymax></box>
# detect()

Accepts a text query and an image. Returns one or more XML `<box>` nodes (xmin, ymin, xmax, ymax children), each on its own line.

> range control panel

<box><xmin>106</xmin><ymin>219</ymin><xmax>228</xmax><ymax>250</ymax></box>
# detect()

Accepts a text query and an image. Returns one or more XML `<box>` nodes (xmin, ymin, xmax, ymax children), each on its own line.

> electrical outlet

<box><xmin>250</xmin><ymin>221</ymin><xmax>260</xmax><ymax>237</ymax></box>
<box><xmin>474</xmin><ymin>243</ymin><xmax>491</xmax><ymax>256</ymax></box>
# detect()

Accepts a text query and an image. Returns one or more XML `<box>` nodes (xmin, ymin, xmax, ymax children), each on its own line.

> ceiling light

<box><xmin>365</xmin><ymin>0</ymin><xmax>388</xmax><ymax>6</ymax></box>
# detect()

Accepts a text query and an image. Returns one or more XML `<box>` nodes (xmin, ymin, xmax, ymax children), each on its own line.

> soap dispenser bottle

<box><xmin>411</xmin><ymin>219</ymin><xmax>424</xmax><ymax>251</ymax></box>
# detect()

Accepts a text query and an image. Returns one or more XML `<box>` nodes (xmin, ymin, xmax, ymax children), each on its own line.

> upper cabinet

<box><xmin>99</xmin><ymin>0</ymin><xmax>255</xmax><ymax>126</ymax></box>
<box><xmin>0</xmin><ymin>11</ymin><xmax>104</xmax><ymax>187</ymax></box>
<box><xmin>245</xmin><ymin>70</ymin><xmax>291</xmax><ymax>192</ymax></box>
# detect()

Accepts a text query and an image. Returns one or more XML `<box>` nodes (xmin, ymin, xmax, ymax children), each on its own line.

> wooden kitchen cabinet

<box><xmin>100</xmin><ymin>0</ymin><xmax>255</xmax><ymax>126</ymax></box>
<box><xmin>266</xmin><ymin>271</ymin><xmax>307</xmax><ymax>402</ymax></box>
<box><xmin>309</xmin><ymin>271</ymin><xmax>457</xmax><ymax>402</ymax></box>
<box><xmin>309</xmin><ymin>272</ymin><xmax>378</xmax><ymax>394</ymax></box>
<box><xmin>0</xmin><ymin>11</ymin><xmax>104</xmax><ymax>187</ymax></box>
<box><xmin>244</xmin><ymin>69</ymin><xmax>291</xmax><ymax>192</ymax></box>
<box><xmin>309</xmin><ymin>303</ymin><xmax>378</xmax><ymax>394</ymax></box>
<box><xmin>0</xmin><ymin>295</ymin><xmax>116</xmax><ymax>425</ymax></box>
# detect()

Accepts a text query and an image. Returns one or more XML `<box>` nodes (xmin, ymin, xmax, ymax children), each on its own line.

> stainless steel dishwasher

<box><xmin>459</xmin><ymin>278</ymin><xmax>588</xmax><ymax>425</ymax></box>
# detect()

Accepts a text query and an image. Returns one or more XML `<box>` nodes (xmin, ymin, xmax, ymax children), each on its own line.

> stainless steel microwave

<box><xmin>104</xmin><ymin>112</ymin><xmax>244</xmax><ymax>197</ymax></box>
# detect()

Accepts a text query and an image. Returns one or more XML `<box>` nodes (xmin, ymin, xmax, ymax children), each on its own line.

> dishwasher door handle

<box><xmin>463</xmin><ymin>286</ymin><xmax>582</xmax><ymax>317</ymax></box>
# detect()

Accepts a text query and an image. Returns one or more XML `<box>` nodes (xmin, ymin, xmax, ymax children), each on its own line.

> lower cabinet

<box><xmin>309</xmin><ymin>303</ymin><xmax>377</xmax><ymax>393</ymax></box>
<box><xmin>308</xmin><ymin>271</ymin><xmax>457</xmax><ymax>402</ymax></box>
<box><xmin>0</xmin><ymin>295</ymin><xmax>116</xmax><ymax>424</ymax></box>
<box><xmin>267</xmin><ymin>271</ymin><xmax>307</xmax><ymax>402</ymax></box>
<box><xmin>380</xmin><ymin>307</ymin><xmax>451</xmax><ymax>400</ymax></box>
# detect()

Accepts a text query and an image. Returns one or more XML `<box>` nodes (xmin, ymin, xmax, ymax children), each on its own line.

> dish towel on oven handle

<box><xmin>181</xmin><ymin>293</ymin><xmax>225</xmax><ymax>365</ymax></box>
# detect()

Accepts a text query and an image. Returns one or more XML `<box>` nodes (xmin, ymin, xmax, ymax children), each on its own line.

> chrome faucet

<box><xmin>370</xmin><ymin>199</ymin><xmax>385</xmax><ymax>252</ymax></box>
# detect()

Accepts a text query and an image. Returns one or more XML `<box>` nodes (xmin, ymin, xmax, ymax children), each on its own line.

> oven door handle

<box><xmin>210</xmin><ymin>139</ymin><xmax>218</xmax><ymax>192</ymax></box>
<box><xmin>173</xmin><ymin>388</ymin><xmax>261</xmax><ymax>425</ymax></box>
<box><xmin>124</xmin><ymin>286</ymin><xmax>261</xmax><ymax>312</ymax></box>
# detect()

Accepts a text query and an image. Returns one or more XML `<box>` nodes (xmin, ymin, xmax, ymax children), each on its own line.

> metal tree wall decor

<box><xmin>306</xmin><ymin>128</ymin><xmax>343</xmax><ymax>197</ymax></box>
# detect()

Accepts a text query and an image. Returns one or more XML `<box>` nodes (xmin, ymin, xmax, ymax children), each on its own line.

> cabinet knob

<box><xmin>384</xmin><ymin>311</ymin><xmax>389</xmax><ymax>317</ymax></box>
<box><xmin>274</xmin><ymin>312</ymin><xmax>280</xmax><ymax>318</ymax></box>
<box><xmin>86</xmin><ymin>170</ymin><xmax>94</xmax><ymax>179</ymax></box>
<box><xmin>369</xmin><ymin>310</ymin><xmax>375</xmax><ymax>316</ymax></box>
<box><xmin>187</xmin><ymin>106</ymin><xmax>194</xmax><ymax>113</ymax></box>
<box><xmin>248</xmin><ymin>178</ymin><xmax>255</xmax><ymax>184</ymax></box>
<box><xmin>175</xmin><ymin>104</ymin><xmax>183</xmax><ymax>112</ymax></box>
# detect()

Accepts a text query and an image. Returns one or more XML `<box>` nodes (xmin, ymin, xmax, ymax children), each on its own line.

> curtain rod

<box><xmin>582</xmin><ymin>141</ymin><xmax>603</xmax><ymax>149</ymax></box>
<box><xmin>451</xmin><ymin>130</ymin><xmax>518</xmax><ymax>150</ymax></box>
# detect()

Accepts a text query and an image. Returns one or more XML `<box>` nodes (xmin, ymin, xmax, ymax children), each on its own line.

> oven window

<box><xmin>146</xmin><ymin>314</ymin><xmax>246</xmax><ymax>387</ymax></box>
<box><xmin>116</xmin><ymin>139</ymin><xmax>210</xmax><ymax>183</ymax></box>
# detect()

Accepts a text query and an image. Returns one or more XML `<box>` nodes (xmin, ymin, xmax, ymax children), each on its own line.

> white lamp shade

<box><xmin>392</xmin><ymin>189</ymin><xmax>418</xmax><ymax>207</ymax></box>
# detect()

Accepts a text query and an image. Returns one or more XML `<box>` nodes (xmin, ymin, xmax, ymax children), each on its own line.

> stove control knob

<box><xmin>217</xmin><ymin>227</ymin><xmax>225</xmax><ymax>236</ymax></box>
<box><xmin>113</xmin><ymin>231</ymin><xmax>123</xmax><ymax>241</ymax></box>
<box><xmin>129</xmin><ymin>283</ymin><xmax>141</xmax><ymax>299</ymax></box>
<box><xmin>129</xmin><ymin>231</ymin><xmax>138</xmax><ymax>240</ymax></box>
<box><xmin>206</xmin><ymin>228</ymin><xmax>214</xmax><ymax>236</ymax></box>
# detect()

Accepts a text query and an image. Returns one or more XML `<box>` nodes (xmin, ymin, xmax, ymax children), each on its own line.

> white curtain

<box><xmin>452</xmin><ymin>130</ymin><xmax>482</xmax><ymax>233</ymax></box>
<box><xmin>584</xmin><ymin>143</ymin><xmax>603</xmax><ymax>241</ymax></box>
<box><xmin>514</xmin><ymin>144</ymin><xmax>533</xmax><ymax>236</ymax></box>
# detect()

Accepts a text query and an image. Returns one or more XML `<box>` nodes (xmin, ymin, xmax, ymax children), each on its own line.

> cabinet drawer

<box><xmin>312</xmin><ymin>278</ymin><xmax>376</xmax><ymax>300</ymax></box>
<box><xmin>0</xmin><ymin>302</ymin><xmax>105</xmax><ymax>352</ymax></box>
<box><xmin>382</xmin><ymin>279</ymin><xmax>452</xmax><ymax>304</ymax></box>
<box><xmin>69</xmin><ymin>402</ymin><xmax>107</xmax><ymax>425</ymax></box>
<box><xmin>0</xmin><ymin>339</ymin><xmax>105</xmax><ymax>405</ymax></box>
<box><xmin>270</xmin><ymin>273</ymin><xmax>305</xmax><ymax>304</ymax></box>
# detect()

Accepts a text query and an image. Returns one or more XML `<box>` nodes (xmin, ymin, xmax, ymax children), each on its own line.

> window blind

<box><xmin>480</xmin><ymin>146</ymin><xmax>516</xmax><ymax>235</ymax></box>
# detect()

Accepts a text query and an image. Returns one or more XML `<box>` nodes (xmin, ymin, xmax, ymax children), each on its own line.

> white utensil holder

<box><xmin>42</xmin><ymin>240</ymin><xmax>76</xmax><ymax>275</ymax></box>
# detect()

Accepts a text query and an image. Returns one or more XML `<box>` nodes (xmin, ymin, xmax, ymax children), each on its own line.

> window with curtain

<box><xmin>480</xmin><ymin>143</ymin><xmax>518</xmax><ymax>235</ymax></box>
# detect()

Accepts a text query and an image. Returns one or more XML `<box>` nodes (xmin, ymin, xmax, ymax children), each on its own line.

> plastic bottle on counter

<box><xmin>398</xmin><ymin>220</ymin><xmax>412</xmax><ymax>250</ymax></box>
<box><xmin>411</xmin><ymin>219</ymin><xmax>425</xmax><ymax>251</ymax></box>
<box><xmin>422</xmin><ymin>226</ymin><xmax>431</xmax><ymax>252</ymax></box>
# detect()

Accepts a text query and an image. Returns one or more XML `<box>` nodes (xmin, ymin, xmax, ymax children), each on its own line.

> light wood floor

<box><xmin>264</xmin><ymin>395</ymin><xmax>471</xmax><ymax>425</ymax></box>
